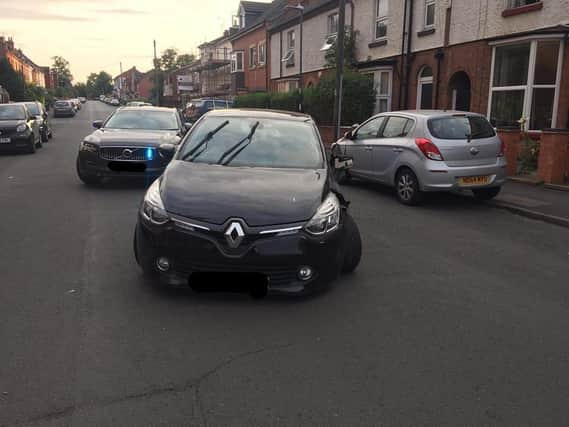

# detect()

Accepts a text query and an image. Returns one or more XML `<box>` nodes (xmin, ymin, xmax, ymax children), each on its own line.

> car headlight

<box><xmin>80</xmin><ymin>141</ymin><xmax>99</xmax><ymax>152</ymax></box>
<box><xmin>141</xmin><ymin>179</ymin><xmax>169</xmax><ymax>225</ymax></box>
<box><xmin>16</xmin><ymin>123</ymin><xmax>27</xmax><ymax>133</ymax></box>
<box><xmin>304</xmin><ymin>193</ymin><xmax>340</xmax><ymax>235</ymax></box>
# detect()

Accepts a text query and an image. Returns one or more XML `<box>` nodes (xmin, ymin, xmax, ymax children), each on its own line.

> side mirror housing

<box><xmin>344</xmin><ymin>123</ymin><xmax>359</xmax><ymax>140</ymax></box>
<box><xmin>92</xmin><ymin>120</ymin><xmax>103</xmax><ymax>129</ymax></box>
<box><xmin>159</xmin><ymin>143</ymin><xmax>177</xmax><ymax>160</ymax></box>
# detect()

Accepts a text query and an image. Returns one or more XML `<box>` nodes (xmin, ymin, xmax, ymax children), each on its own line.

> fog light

<box><xmin>156</xmin><ymin>257</ymin><xmax>170</xmax><ymax>272</ymax></box>
<box><xmin>298</xmin><ymin>266</ymin><xmax>313</xmax><ymax>281</ymax></box>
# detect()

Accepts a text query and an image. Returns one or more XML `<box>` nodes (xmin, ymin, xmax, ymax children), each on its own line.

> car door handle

<box><xmin>365</xmin><ymin>146</ymin><xmax>373</xmax><ymax>151</ymax></box>
<box><xmin>392</xmin><ymin>148</ymin><xmax>403</xmax><ymax>153</ymax></box>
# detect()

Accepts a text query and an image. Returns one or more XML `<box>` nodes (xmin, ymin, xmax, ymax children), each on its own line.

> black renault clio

<box><xmin>134</xmin><ymin>109</ymin><xmax>362</xmax><ymax>296</ymax></box>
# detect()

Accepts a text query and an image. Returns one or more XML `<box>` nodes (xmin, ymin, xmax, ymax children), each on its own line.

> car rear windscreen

<box><xmin>25</xmin><ymin>103</ymin><xmax>40</xmax><ymax>115</ymax></box>
<box><xmin>55</xmin><ymin>101</ymin><xmax>69</xmax><ymax>107</ymax></box>
<box><xmin>0</xmin><ymin>105</ymin><xmax>26</xmax><ymax>120</ymax></box>
<box><xmin>428</xmin><ymin>116</ymin><xmax>495</xmax><ymax>140</ymax></box>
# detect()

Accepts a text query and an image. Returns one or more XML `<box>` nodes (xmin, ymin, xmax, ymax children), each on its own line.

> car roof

<box><xmin>204</xmin><ymin>108</ymin><xmax>312</xmax><ymax>122</ymax></box>
<box><xmin>117</xmin><ymin>106</ymin><xmax>176</xmax><ymax>112</ymax></box>
<box><xmin>386</xmin><ymin>110</ymin><xmax>486</xmax><ymax>119</ymax></box>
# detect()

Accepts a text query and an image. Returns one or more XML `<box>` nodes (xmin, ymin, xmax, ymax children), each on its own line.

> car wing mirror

<box><xmin>344</xmin><ymin>123</ymin><xmax>359</xmax><ymax>140</ymax></box>
<box><xmin>92</xmin><ymin>120</ymin><xmax>103</xmax><ymax>129</ymax></box>
<box><xmin>159</xmin><ymin>143</ymin><xmax>177</xmax><ymax>160</ymax></box>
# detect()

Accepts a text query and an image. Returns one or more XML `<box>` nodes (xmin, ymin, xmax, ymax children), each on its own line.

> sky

<box><xmin>0</xmin><ymin>0</ymin><xmax>267</xmax><ymax>82</ymax></box>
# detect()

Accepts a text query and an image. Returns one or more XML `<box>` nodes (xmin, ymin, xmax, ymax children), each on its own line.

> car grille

<box><xmin>100</xmin><ymin>147</ymin><xmax>148</xmax><ymax>161</ymax></box>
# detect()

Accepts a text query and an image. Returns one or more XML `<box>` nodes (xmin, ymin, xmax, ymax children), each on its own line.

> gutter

<box><xmin>398</xmin><ymin>0</ymin><xmax>408</xmax><ymax>109</ymax></box>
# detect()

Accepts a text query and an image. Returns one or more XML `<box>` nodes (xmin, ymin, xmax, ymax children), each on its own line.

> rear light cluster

<box><xmin>415</xmin><ymin>138</ymin><xmax>444</xmax><ymax>161</ymax></box>
<box><xmin>498</xmin><ymin>139</ymin><xmax>505</xmax><ymax>157</ymax></box>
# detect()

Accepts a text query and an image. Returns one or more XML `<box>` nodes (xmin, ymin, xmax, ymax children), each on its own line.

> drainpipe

<box><xmin>434</xmin><ymin>48</ymin><xmax>444</xmax><ymax>109</ymax></box>
<box><xmin>404</xmin><ymin>0</ymin><xmax>414</xmax><ymax>109</ymax></box>
<box><xmin>347</xmin><ymin>0</ymin><xmax>354</xmax><ymax>32</ymax></box>
<box><xmin>398</xmin><ymin>0</ymin><xmax>408</xmax><ymax>109</ymax></box>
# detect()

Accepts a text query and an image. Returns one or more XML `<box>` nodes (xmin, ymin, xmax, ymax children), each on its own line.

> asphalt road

<box><xmin>1</xmin><ymin>101</ymin><xmax>569</xmax><ymax>427</ymax></box>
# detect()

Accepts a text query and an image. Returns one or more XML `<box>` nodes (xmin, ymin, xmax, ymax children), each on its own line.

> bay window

<box><xmin>489</xmin><ymin>38</ymin><xmax>564</xmax><ymax>130</ymax></box>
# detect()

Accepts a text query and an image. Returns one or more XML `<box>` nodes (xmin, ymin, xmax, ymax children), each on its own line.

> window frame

<box><xmin>328</xmin><ymin>13</ymin><xmax>339</xmax><ymax>36</ymax></box>
<box><xmin>506</xmin><ymin>0</ymin><xmax>540</xmax><ymax>9</ymax></box>
<box><xmin>487</xmin><ymin>36</ymin><xmax>565</xmax><ymax>130</ymax></box>
<box><xmin>379</xmin><ymin>116</ymin><xmax>414</xmax><ymax>138</ymax></box>
<box><xmin>374</xmin><ymin>0</ymin><xmax>388</xmax><ymax>41</ymax></box>
<box><xmin>284</xmin><ymin>30</ymin><xmax>296</xmax><ymax>67</ymax></box>
<box><xmin>258</xmin><ymin>40</ymin><xmax>266</xmax><ymax>65</ymax></box>
<box><xmin>424</xmin><ymin>0</ymin><xmax>436</xmax><ymax>29</ymax></box>
<box><xmin>364</xmin><ymin>68</ymin><xmax>392</xmax><ymax>114</ymax></box>
<box><xmin>249</xmin><ymin>44</ymin><xmax>257</xmax><ymax>69</ymax></box>
<box><xmin>231</xmin><ymin>50</ymin><xmax>244</xmax><ymax>73</ymax></box>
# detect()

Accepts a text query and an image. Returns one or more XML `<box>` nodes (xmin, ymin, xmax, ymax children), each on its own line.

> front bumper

<box><xmin>418</xmin><ymin>158</ymin><xmax>507</xmax><ymax>192</ymax></box>
<box><xmin>54</xmin><ymin>109</ymin><xmax>74</xmax><ymax>117</ymax></box>
<box><xmin>77</xmin><ymin>149</ymin><xmax>169</xmax><ymax>180</ymax></box>
<box><xmin>134</xmin><ymin>214</ymin><xmax>345</xmax><ymax>295</ymax></box>
<box><xmin>0</xmin><ymin>133</ymin><xmax>31</xmax><ymax>151</ymax></box>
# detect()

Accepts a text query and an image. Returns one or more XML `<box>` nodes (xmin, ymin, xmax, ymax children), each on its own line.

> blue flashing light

<box><xmin>146</xmin><ymin>147</ymin><xmax>154</xmax><ymax>161</ymax></box>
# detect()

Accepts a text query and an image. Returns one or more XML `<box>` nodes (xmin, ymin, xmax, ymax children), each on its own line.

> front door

<box><xmin>370</xmin><ymin>116</ymin><xmax>414</xmax><ymax>183</ymax></box>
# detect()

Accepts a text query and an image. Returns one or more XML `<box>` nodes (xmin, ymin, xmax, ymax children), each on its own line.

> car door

<box><xmin>370</xmin><ymin>116</ymin><xmax>414</xmax><ymax>183</ymax></box>
<box><xmin>347</xmin><ymin>116</ymin><xmax>386</xmax><ymax>178</ymax></box>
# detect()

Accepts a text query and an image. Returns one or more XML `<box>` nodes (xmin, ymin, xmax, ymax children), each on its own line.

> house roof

<box><xmin>230</xmin><ymin>0</ymin><xmax>289</xmax><ymax>41</ymax></box>
<box><xmin>113</xmin><ymin>66</ymin><xmax>143</xmax><ymax>80</ymax></box>
<box><xmin>240</xmin><ymin>1</ymin><xmax>271</xmax><ymax>14</ymax></box>
<box><xmin>267</xmin><ymin>0</ymin><xmax>337</xmax><ymax>32</ymax></box>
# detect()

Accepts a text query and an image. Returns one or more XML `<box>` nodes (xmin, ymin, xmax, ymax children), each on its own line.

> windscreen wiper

<box><xmin>216</xmin><ymin>121</ymin><xmax>260</xmax><ymax>166</ymax></box>
<box><xmin>181</xmin><ymin>120</ymin><xmax>229</xmax><ymax>162</ymax></box>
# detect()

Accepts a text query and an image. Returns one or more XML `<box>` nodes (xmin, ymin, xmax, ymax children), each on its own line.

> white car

<box><xmin>110</xmin><ymin>98</ymin><xmax>120</xmax><ymax>106</ymax></box>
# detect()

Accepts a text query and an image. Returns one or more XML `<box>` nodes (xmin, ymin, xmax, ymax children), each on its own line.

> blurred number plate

<box><xmin>458</xmin><ymin>175</ymin><xmax>490</xmax><ymax>186</ymax></box>
<box><xmin>0</xmin><ymin>137</ymin><xmax>10</xmax><ymax>143</ymax></box>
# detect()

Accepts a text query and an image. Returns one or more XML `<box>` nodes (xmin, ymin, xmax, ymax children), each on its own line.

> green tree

<box><xmin>160</xmin><ymin>48</ymin><xmax>178</xmax><ymax>73</ymax></box>
<box><xmin>86</xmin><ymin>71</ymin><xmax>113</xmax><ymax>97</ymax></box>
<box><xmin>324</xmin><ymin>30</ymin><xmax>358</xmax><ymax>69</ymax></box>
<box><xmin>175</xmin><ymin>53</ymin><xmax>195</xmax><ymax>69</ymax></box>
<box><xmin>74</xmin><ymin>82</ymin><xmax>88</xmax><ymax>97</ymax></box>
<box><xmin>149</xmin><ymin>70</ymin><xmax>164</xmax><ymax>106</ymax></box>
<box><xmin>51</xmin><ymin>56</ymin><xmax>73</xmax><ymax>89</ymax></box>
<box><xmin>24</xmin><ymin>83</ymin><xmax>46</xmax><ymax>102</ymax></box>
<box><xmin>0</xmin><ymin>57</ymin><xmax>25</xmax><ymax>101</ymax></box>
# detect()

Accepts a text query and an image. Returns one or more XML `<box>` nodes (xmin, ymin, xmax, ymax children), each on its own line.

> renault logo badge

<box><xmin>224</xmin><ymin>222</ymin><xmax>245</xmax><ymax>248</ymax></box>
<box><xmin>122</xmin><ymin>148</ymin><xmax>133</xmax><ymax>158</ymax></box>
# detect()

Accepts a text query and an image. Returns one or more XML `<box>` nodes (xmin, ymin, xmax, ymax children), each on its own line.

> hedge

<box><xmin>233</xmin><ymin>70</ymin><xmax>376</xmax><ymax>126</ymax></box>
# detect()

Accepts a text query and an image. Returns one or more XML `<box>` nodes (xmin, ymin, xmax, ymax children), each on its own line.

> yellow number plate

<box><xmin>458</xmin><ymin>175</ymin><xmax>490</xmax><ymax>186</ymax></box>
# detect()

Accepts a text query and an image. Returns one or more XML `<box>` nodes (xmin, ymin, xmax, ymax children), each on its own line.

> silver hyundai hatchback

<box><xmin>332</xmin><ymin>110</ymin><xmax>507</xmax><ymax>205</ymax></box>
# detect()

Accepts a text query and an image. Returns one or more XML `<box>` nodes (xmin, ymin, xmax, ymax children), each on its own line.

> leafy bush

<box><xmin>233</xmin><ymin>70</ymin><xmax>375</xmax><ymax>126</ymax></box>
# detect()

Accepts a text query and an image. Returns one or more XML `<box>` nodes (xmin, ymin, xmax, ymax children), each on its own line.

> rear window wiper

<box><xmin>216</xmin><ymin>121</ymin><xmax>260</xmax><ymax>166</ymax></box>
<box><xmin>181</xmin><ymin>120</ymin><xmax>229</xmax><ymax>162</ymax></box>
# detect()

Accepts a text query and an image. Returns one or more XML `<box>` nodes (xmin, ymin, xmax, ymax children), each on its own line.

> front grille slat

<box><xmin>100</xmin><ymin>147</ymin><xmax>148</xmax><ymax>161</ymax></box>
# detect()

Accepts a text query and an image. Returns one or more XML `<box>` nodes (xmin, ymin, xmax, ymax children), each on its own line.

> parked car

<box><xmin>184</xmin><ymin>98</ymin><xmax>233</xmax><ymax>123</ymax></box>
<box><xmin>0</xmin><ymin>103</ymin><xmax>42</xmax><ymax>153</ymax></box>
<box><xmin>78</xmin><ymin>97</ymin><xmax>87</xmax><ymax>103</ymax></box>
<box><xmin>332</xmin><ymin>111</ymin><xmax>506</xmax><ymax>204</ymax></box>
<box><xmin>110</xmin><ymin>98</ymin><xmax>120</xmax><ymax>106</ymax></box>
<box><xmin>76</xmin><ymin>106</ymin><xmax>189</xmax><ymax>185</ymax></box>
<box><xmin>133</xmin><ymin>109</ymin><xmax>362</xmax><ymax>296</ymax></box>
<box><xmin>99</xmin><ymin>95</ymin><xmax>105</xmax><ymax>101</ymax></box>
<box><xmin>16</xmin><ymin>101</ymin><xmax>52</xmax><ymax>142</ymax></box>
<box><xmin>126</xmin><ymin>101</ymin><xmax>152</xmax><ymax>107</ymax></box>
<box><xmin>71</xmin><ymin>98</ymin><xmax>81</xmax><ymax>110</ymax></box>
<box><xmin>53</xmin><ymin>100</ymin><xmax>76</xmax><ymax>117</ymax></box>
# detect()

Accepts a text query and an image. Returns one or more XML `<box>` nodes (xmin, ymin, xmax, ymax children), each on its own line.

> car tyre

<box><xmin>41</xmin><ymin>129</ymin><xmax>49</xmax><ymax>143</ymax></box>
<box><xmin>27</xmin><ymin>135</ymin><xmax>36</xmax><ymax>154</ymax></box>
<box><xmin>472</xmin><ymin>186</ymin><xmax>501</xmax><ymax>201</ymax></box>
<box><xmin>395</xmin><ymin>168</ymin><xmax>423</xmax><ymax>205</ymax></box>
<box><xmin>76</xmin><ymin>157</ymin><xmax>101</xmax><ymax>186</ymax></box>
<box><xmin>341</xmin><ymin>213</ymin><xmax>362</xmax><ymax>274</ymax></box>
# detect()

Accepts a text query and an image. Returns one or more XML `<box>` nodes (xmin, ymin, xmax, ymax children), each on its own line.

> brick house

<box><xmin>162</xmin><ymin>61</ymin><xmax>202</xmax><ymax>107</ymax></box>
<box><xmin>195</xmin><ymin>31</ymin><xmax>236</xmax><ymax>97</ymax></box>
<box><xmin>353</xmin><ymin>0</ymin><xmax>569</xmax><ymax>131</ymax></box>
<box><xmin>113</xmin><ymin>66</ymin><xmax>144</xmax><ymax>101</ymax></box>
<box><xmin>268</xmin><ymin>0</ymin><xmax>354</xmax><ymax>92</ymax></box>
<box><xmin>0</xmin><ymin>36</ymin><xmax>47</xmax><ymax>88</ymax></box>
<box><xmin>229</xmin><ymin>0</ymin><xmax>287</xmax><ymax>95</ymax></box>
<box><xmin>138</xmin><ymin>70</ymin><xmax>156</xmax><ymax>102</ymax></box>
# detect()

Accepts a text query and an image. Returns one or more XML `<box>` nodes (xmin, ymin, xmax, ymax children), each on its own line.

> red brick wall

<box><xmin>138</xmin><ymin>74</ymin><xmax>154</xmax><ymax>100</ymax></box>
<box><xmin>232</xmin><ymin>26</ymin><xmax>269</xmax><ymax>92</ymax></box>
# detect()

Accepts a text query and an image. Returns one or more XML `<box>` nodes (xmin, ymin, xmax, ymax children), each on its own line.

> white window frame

<box><xmin>374</xmin><ymin>0</ymin><xmax>388</xmax><ymax>41</ymax></box>
<box><xmin>249</xmin><ymin>45</ymin><xmax>257</xmax><ymax>68</ymax></box>
<box><xmin>258</xmin><ymin>40</ymin><xmax>266</xmax><ymax>65</ymax></box>
<box><xmin>416</xmin><ymin>66</ymin><xmax>434</xmax><ymax>109</ymax></box>
<box><xmin>424</xmin><ymin>0</ymin><xmax>436</xmax><ymax>29</ymax></box>
<box><xmin>231</xmin><ymin>50</ymin><xmax>244</xmax><ymax>73</ymax></box>
<box><xmin>487</xmin><ymin>36</ymin><xmax>565</xmax><ymax>131</ymax></box>
<box><xmin>506</xmin><ymin>0</ymin><xmax>540</xmax><ymax>9</ymax></box>
<box><xmin>328</xmin><ymin>13</ymin><xmax>339</xmax><ymax>35</ymax></box>
<box><xmin>284</xmin><ymin>30</ymin><xmax>295</xmax><ymax>66</ymax></box>
<box><xmin>364</xmin><ymin>68</ymin><xmax>392</xmax><ymax>114</ymax></box>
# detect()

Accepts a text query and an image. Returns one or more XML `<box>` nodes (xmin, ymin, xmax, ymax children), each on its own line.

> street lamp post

<box><xmin>285</xmin><ymin>3</ymin><xmax>305</xmax><ymax>113</ymax></box>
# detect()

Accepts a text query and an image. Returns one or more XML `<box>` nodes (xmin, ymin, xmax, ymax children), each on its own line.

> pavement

<box><xmin>1</xmin><ymin>101</ymin><xmax>569</xmax><ymax>427</ymax></box>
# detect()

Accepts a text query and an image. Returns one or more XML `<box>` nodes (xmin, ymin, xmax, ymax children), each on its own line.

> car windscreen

<box><xmin>24</xmin><ymin>103</ymin><xmax>40</xmax><ymax>115</ymax></box>
<box><xmin>55</xmin><ymin>101</ymin><xmax>69</xmax><ymax>107</ymax></box>
<box><xmin>104</xmin><ymin>110</ymin><xmax>179</xmax><ymax>130</ymax></box>
<box><xmin>0</xmin><ymin>105</ymin><xmax>26</xmax><ymax>120</ymax></box>
<box><xmin>178</xmin><ymin>116</ymin><xmax>324</xmax><ymax>169</ymax></box>
<box><xmin>428</xmin><ymin>116</ymin><xmax>496</xmax><ymax>140</ymax></box>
